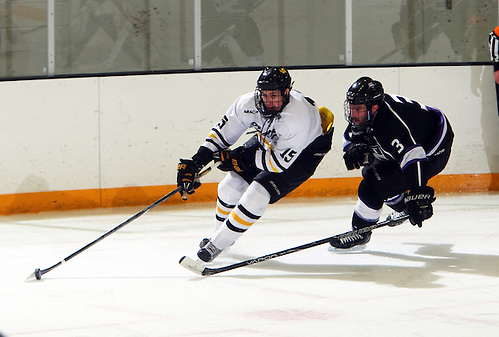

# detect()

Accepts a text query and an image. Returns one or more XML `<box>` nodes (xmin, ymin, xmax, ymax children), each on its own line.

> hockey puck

<box><xmin>34</xmin><ymin>268</ymin><xmax>42</xmax><ymax>280</ymax></box>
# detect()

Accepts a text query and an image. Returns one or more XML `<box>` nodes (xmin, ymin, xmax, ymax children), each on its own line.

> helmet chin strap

<box><xmin>260</xmin><ymin>104</ymin><xmax>281</xmax><ymax>119</ymax></box>
<box><xmin>360</xmin><ymin>104</ymin><xmax>378</xmax><ymax>128</ymax></box>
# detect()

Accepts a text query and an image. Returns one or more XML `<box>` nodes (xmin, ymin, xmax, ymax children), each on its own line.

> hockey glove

<box><xmin>343</xmin><ymin>143</ymin><xmax>374</xmax><ymax>170</ymax></box>
<box><xmin>404</xmin><ymin>186</ymin><xmax>436</xmax><ymax>228</ymax></box>
<box><xmin>214</xmin><ymin>147</ymin><xmax>250</xmax><ymax>173</ymax></box>
<box><xmin>177</xmin><ymin>159</ymin><xmax>202</xmax><ymax>200</ymax></box>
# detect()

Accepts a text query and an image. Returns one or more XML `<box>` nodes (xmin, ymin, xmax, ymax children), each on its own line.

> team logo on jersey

<box><xmin>263</xmin><ymin>128</ymin><xmax>278</xmax><ymax>140</ymax></box>
<box><xmin>250</xmin><ymin>122</ymin><xmax>278</xmax><ymax>141</ymax></box>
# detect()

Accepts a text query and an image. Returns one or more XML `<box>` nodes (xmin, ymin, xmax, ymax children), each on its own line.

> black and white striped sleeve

<box><xmin>489</xmin><ymin>31</ymin><xmax>499</xmax><ymax>63</ymax></box>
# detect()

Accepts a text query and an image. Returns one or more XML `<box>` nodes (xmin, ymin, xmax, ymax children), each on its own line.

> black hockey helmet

<box><xmin>344</xmin><ymin>76</ymin><xmax>384</xmax><ymax>130</ymax></box>
<box><xmin>255</xmin><ymin>66</ymin><xmax>293</xmax><ymax>119</ymax></box>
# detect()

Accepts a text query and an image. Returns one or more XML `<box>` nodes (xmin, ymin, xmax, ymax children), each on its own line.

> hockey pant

<box><xmin>354</xmin><ymin>129</ymin><xmax>453</xmax><ymax>224</ymax></box>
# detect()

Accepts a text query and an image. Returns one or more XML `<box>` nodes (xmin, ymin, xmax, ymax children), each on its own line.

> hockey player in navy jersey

<box><xmin>177</xmin><ymin>66</ymin><xmax>334</xmax><ymax>262</ymax></box>
<box><xmin>330</xmin><ymin>76</ymin><xmax>454</xmax><ymax>250</ymax></box>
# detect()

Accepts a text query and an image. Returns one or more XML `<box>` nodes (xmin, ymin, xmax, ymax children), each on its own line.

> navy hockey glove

<box><xmin>177</xmin><ymin>159</ymin><xmax>202</xmax><ymax>200</ymax></box>
<box><xmin>214</xmin><ymin>147</ymin><xmax>251</xmax><ymax>173</ymax></box>
<box><xmin>343</xmin><ymin>143</ymin><xmax>374</xmax><ymax>170</ymax></box>
<box><xmin>404</xmin><ymin>186</ymin><xmax>436</xmax><ymax>228</ymax></box>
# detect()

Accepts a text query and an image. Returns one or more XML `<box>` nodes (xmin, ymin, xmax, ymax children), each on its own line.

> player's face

<box><xmin>260</xmin><ymin>89</ymin><xmax>288</xmax><ymax>112</ymax></box>
<box><xmin>349</xmin><ymin>104</ymin><xmax>370</xmax><ymax>126</ymax></box>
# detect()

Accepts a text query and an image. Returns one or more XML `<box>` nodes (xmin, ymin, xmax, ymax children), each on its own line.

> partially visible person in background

<box><xmin>68</xmin><ymin>0</ymin><xmax>148</xmax><ymax>72</ymax></box>
<box><xmin>392</xmin><ymin>0</ymin><xmax>495</xmax><ymax>63</ymax></box>
<box><xmin>488</xmin><ymin>25</ymin><xmax>499</xmax><ymax>116</ymax></box>
<box><xmin>201</xmin><ymin>0</ymin><xmax>265</xmax><ymax>67</ymax></box>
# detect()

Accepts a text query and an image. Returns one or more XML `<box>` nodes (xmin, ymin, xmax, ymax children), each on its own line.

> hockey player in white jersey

<box><xmin>177</xmin><ymin>66</ymin><xmax>334</xmax><ymax>262</ymax></box>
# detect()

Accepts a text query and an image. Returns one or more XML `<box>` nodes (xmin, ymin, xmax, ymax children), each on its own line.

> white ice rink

<box><xmin>1</xmin><ymin>192</ymin><xmax>498</xmax><ymax>336</ymax></box>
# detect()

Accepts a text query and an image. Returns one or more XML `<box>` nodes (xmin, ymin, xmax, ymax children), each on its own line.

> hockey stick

<box><xmin>179</xmin><ymin>214</ymin><xmax>409</xmax><ymax>276</ymax></box>
<box><xmin>26</xmin><ymin>162</ymin><xmax>215</xmax><ymax>281</ymax></box>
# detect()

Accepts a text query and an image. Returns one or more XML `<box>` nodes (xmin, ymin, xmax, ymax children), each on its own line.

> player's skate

<box><xmin>329</xmin><ymin>213</ymin><xmax>373</xmax><ymax>251</ymax></box>
<box><xmin>199</xmin><ymin>237</ymin><xmax>210</xmax><ymax>248</ymax></box>
<box><xmin>328</xmin><ymin>231</ymin><xmax>371</xmax><ymax>251</ymax></box>
<box><xmin>197</xmin><ymin>240</ymin><xmax>223</xmax><ymax>262</ymax></box>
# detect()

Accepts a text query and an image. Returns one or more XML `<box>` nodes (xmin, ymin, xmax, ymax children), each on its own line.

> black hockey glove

<box><xmin>177</xmin><ymin>159</ymin><xmax>202</xmax><ymax>200</ymax></box>
<box><xmin>343</xmin><ymin>143</ymin><xmax>374</xmax><ymax>170</ymax></box>
<box><xmin>404</xmin><ymin>186</ymin><xmax>436</xmax><ymax>228</ymax></box>
<box><xmin>214</xmin><ymin>146</ymin><xmax>251</xmax><ymax>173</ymax></box>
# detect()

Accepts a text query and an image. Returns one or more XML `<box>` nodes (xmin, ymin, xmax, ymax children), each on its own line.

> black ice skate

<box><xmin>197</xmin><ymin>240</ymin><xmax>223</xmax><ymax>262</ymax></box>
<box><xmin>199</xmin><ymin>237</ymin><xmax>210</xmax><ymax>248</ymax></box>
<box><xmin>329</xmin><ymin>231</ymin><xmax>371</xmax><ymax>249</ymax></box>
<box><xmin>329</xmin><ymin>213</ymin><xmax>374</xmax><ymax>250</ymax></box>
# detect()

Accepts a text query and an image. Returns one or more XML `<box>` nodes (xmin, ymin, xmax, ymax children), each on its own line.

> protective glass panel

<box><xmin>54</xmin><ymin>0</ymin><xmax>194</xmax><ymax>75</ymax></box>
<box><xmin>200</xmin><ymin>0</ymin><xmax>345</xmax><ymax>69</ymax></box>
<box><xmin>0</xmin><ymin>0</ymin><xmax>48</xmax><ymax>77</ymax></box>
<box><xmin>355</xmin><ymin>0</ymin><xmax>497</xmax><ymax>64</ymax></box>
<box><xmin>0</xmin><ymin>0</ymin><xmax>497</xmax><ymax>78</ymax></box>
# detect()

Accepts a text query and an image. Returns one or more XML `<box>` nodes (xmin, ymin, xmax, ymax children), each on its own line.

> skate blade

<box><xmin>327</xmin><ymin>244</ymin><xmax>367</xmax><ymax>253</ymax></box>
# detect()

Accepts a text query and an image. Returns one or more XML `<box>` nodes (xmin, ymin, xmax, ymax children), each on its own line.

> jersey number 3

<box><xmin>391</xmin><ymin>139</ymin><xmax>404</xmax><ymax>154</ymax></box>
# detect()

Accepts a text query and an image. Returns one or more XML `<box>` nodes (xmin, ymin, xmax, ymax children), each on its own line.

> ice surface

<box><xmin>1</xmin><ymin>193</ymin><xmax>498</xmax><ymax>336</ymax></box>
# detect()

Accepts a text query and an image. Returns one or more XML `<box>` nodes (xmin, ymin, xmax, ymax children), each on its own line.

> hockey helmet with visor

<box><xmin>344</xmin><ymin>76</ymin><xmax>384</xmax><ymax>131</ymax></box>
<box><xmin>255</xmin><ymin>67</ymin><xmax>293</xmax><ymax>119</ymax></box>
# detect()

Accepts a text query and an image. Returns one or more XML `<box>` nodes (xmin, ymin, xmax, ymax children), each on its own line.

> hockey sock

<box><xmin>354</xmin><ymin>198</ymin><xmax>382</xmax><ymax>226</ymax></box>
<box><xmin>215</xmin><ymin>197</ymin><xmax>235</xmax><ymax>232</ymax></box>
<box><xmin>215</xmin><ymin>172</ymin><xmax>249</xmax><ymax>232</ymax></box>
<box><xmin>212</xmin><ymin>182</ymin><xmax>270</xmax><ymax>250</ymax></box>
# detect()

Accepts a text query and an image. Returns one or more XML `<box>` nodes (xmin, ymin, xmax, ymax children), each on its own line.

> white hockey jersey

<box><xmin>201</xmin><ymin>90</ymin><xmax>323</xmax><ymax>173</ymax></box>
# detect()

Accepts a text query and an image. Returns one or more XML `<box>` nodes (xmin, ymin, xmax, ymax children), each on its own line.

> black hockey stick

<box><xmin>27</xmin><ymin>163</ymin><xmax>214</xmax><ymax>281</ymax></box>
<box><xmin>179</xmin><ymin>214</ymin><xmax>409</xmax><ymax>276</ymax></box>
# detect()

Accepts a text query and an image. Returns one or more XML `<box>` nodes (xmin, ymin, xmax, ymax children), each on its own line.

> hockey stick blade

<box><xmin>178</xmin><ymin>214</ymin><xmax>409</xmax><ymax>276</ymax></box>
<box><xmin>179</xmin><ymin>256</ymin><xmax>205</xmax><ymax>276</ymax></box>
